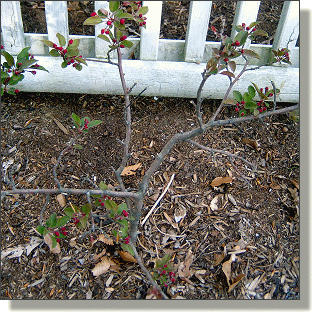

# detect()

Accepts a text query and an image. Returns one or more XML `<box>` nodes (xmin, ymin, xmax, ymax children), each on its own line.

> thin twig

<box><xmin>86</xmin><ymin>191</ymin><xmax>95</xmax><ymax>232</ymax></box>
<box><xmin>130</xmin><ymin>242</ymin><xmax>169</xmax><ymax>299</ymax></box>
<box><xmin>39</xmin><ymin>194</ymin><xmax>50</xmax><ymax>225</ymax></box>
<box><xmin>141</xmin><ymin>173</ymin><xmax>175</xmax><ymax>226</ymax></box>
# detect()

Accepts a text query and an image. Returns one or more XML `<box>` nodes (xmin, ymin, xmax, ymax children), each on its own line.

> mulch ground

<box><xmin>1</xmin><ymin>1</ymin><xmax>299</xmax><ymax>300</ymax></box>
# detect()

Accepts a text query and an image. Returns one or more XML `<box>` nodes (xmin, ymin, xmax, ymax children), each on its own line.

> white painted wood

<box><xmin>184</xmin><ymin>1</ymin><xmax>212</xmax><ymax>62</ymax></box>
<box><xmin>273</xmin><ymin>1</ymin><xmax>299</xmax><ymax>50</ymax></box>
<box><xmin>94</xmin><ymin>1</ymin><xmax>115</xmax><ymax>59</ymax></box>
<box><xmin>45</xmin><ymin>1</ymin><xmax>69</xmax><ymax>44</ymax></box>
<box><xmin>1</xmin><ymin>1</ymin><xmax>25</xmax><ymax>54</ymax></box>
<box><xmin>231</xmin><ymin>1</ymin><xmax>260</xmax><ymax>49</ymax></box>
<box><xmin>13</xmin><ymin>56</ymin><xmax>299</xmax><ymax>102</ymax></box>
<box><xmin>140</xmin><ymin>1</ymin><xmax>162</xmax><ymax>60</ymax></box>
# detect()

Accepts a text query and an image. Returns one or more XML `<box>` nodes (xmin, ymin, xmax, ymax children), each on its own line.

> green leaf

<box><xmin>8</xmin><ymin>73</ymin><xmax>24</xmax><ymax>85</ymax></box>
<box><xmin>98</xmin><ymin>34</ymin><xmax>111</xmax><ymax>43</ymax></box>
<box><xmin>83</xmin><ymin>16</ymin><xmax>103</xmax><ymax>25</ymax></box>
<box><xmin>56</xmin><ymin>33</ymin><xmax>66</xmax><ymax>47</ymax></box>
<box><xmin>75</xmin><ymin>57</ymin><xmax>87</xmax><ymax>66</ymax></box>
<box><xmin>99</xmin><ymin>181</ymin><xmax>108</xmax><ymax>190</ymax></box>
<box><xmin>74</xmin><ymin>145</ymin><xmax>83</xmax><ymax>150</ymax></box>
<box><xmin>2</xmin><ymin>51</ymin><xmax>14</xmax><ymax>67</ymax></box>
<box><xmin>75</xmin><ymin>64</ymin><xmax>82</xmax><ymax>71</ymax></box>
<box><xmin>244</xmin><ymin>101</ymin><xmax>256</xmax><ymax>110</ymax></box>
<box><xmin>46</xmin><ymin>213</ymin><xmax>57</xmax><ymax>228</ymax></box>
<box><xmin>120</xmin><ymin>243</ymin><xmax>135</xmax><ymax>257</ymax></box>
<box><xmin>251</xmin><ymin>29</ymin><xmax>268</xmax><ymax>37</ymax></box>
<box><xmin>113</xmin><ymin>20</ymin><xmax>126</xmax><ymax>31</ymax></box>
<box><xmin>66</xmin><ymin>47</ymin><xmax>79</xmax><ymax>57</ymax></box>
<box><xmin>17</xmin><ymin>47</ymin><xmax>31</xmax><ymax>63</ymax></box>
<box><xmin>235</xmin><ymin>25</ymin><xmax>243</xmax><ymax>32</ymax></box>
<box><xmin>82</xmin><ymin>203</ymin><xmax>91</xmax><ymax>215</ymax></box>
<box><xmin>41</xmin><ymin>40</ymin><xmax>55</xmax><ymax>48</ymax></box>
<box><xmin>253</xmin><ymin>108</ymin><xmax>259</xmax><ymax>116</ymax></box>
<box><xmin>64</xmin><ymin>207</ymin><xmax>75</xmax><ymax>218</ymax></box>
<box><xmin>223</xmin><ymin>98</ymin><xmax>238</xmax><ymax>105</ymax></box>
<box><xmin>97</xmin><ymin>9</ymin><xmax>108</xmax><ymax>18</ymax></box>
<box><xmin>117</xmin><ymin>203</ymin><xmax>128</xmax><ymax>215</ymax></box>
<box><xmin>249</xmin><ymin>21</ymin><xmax>261</xmax><ymax>28</ymax></box>
<box><xmin>29</xmin><ymin>64</ymin><xmax>49</xmax><ymax>72</ymax></box>
<box><xmin>56</xmin><ymin>216</ymin><xmax>70</xmax><ymax>227</ymax></box>
<box><xmin>120</xmin><ymin>40</ymin><xmax>133</xmax><ymax>48</ymax></box>
<box><xmin>1</xmin><ymin>70</ymin><xmax>9</xmax><ymax>80</ymax></box>
<box><xmin>71</xmin><ymin>113</ymin><xmax>81</xmax><ymax>127</ymax></box>
<box><xmin>49</xmin><ymin>49</ymin><xmax>60</xmax><ymax>57</ymax></box>
<box><xmin>137</xmin><ymin>6</ymin><xmax>149</xmax><ymax>15</ymax></box>
<box><xmin>248</xmin><ymin>85</ymin><xmax>256</xmax><ymax>98</ymax></box>
<box><xmin>36</xmin><ymin>225</ymin><xmax>46</xmax><ymax>235</ymax></box>
<box><xmin>114</xmin><ymin>12</ymin><xmax>134</xmax><ymax>19</ymax></box>
<box><xmin>61</xmin><ymin>60</ymin><xmax>68</xmax><ymax>68</ymax></box>
<box><xmin>206</xmin><ymin>58</ymin><xmax>217</xmax><ymax>73</ymax></box>
<box><xmin>51</xmin><ymin>236</ymin><xmax>58</xmax><ymax>249</ymax></box>
<box><xmin>242</xmin><ymin>49</ymin><xmax>260</xmax><ymax>60</ymax></box>
<box><xmin>88</xmin><ymin>120</ymin><xmax>102</xmax><ymax>128</ymax></box>
<box><xmin>252</xmin><ymin>82</ymin><xmax>268</xmax><ymax>100</ymax></box>
<box><xmin>20</xmin><ymin>58</ymin><xmax>38</xmax><ymax>70</ymax></box>
<box><xmin>234</xmin><ymin>30</ymin><xmax>248</xmax><ymax>46</ymax></box>
<box><xmin>233</xmin><ymin>90</ymin><xmax>242</xmax><ymax>102</ymax></box>
<box><xmin>79</xmin><ymin>215</ymin><xmax>88</xmax><ymax>229</ymax></box>
<box><xmin>1</xmin><ymin>88</ymin><xmax>4</xmax><ymax>96</ymax></box>
<box><xmin>68</xmin><ymin>38</ymin><xmax>80</xmax><ymax>49</ymax></box>
<box><xmin>109</xmin><ymin>1</ymin><xmax>120</xmax><ymax>12</ymax></box>
<box><xmin>243</xmin><ymin>92</ymin><xmax>252</xmax><ymax>103</ymax></box>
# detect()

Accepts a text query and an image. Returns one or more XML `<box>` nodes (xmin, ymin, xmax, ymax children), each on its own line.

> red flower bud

<box><xmin>56</xmin><ymin>238</ymin><xmax>61</xmax><ymax>243</ymax></box>
<box><xmin>69</xmin><ymin>39</ymin><xmax>73</xmax><ymax>45</ymax></box>
<box><xmin>120</xmin><ymin>44</ymin><xmax>125</xmax><ymax>48</ymax></box>
<box><xmin>107</xmin><ymin>20</ymin><xmax>112</xmax><ymax>26</ymax></box>
<box><xmin>242</xmin><ymin>23</ymin><xmax>246</xmax><ymax>28</ymax></box>
<box><xmin>120</xmin><ymin>18</ymin><xmax>125</xmax><ymax>25</ymax></box>
<box><xmin>223</xmin><ymin>57</ymin><xmax>228</xmax><ymax>62</ymax></box>
<box><xmin>100</xmin><ymin>202</ymin><xmax>105</xmax><ymax>207</ymax></box>
<box><xmin>252</xmin><ymin>28</ymin><xmax>256</xmax><ymax>32</ymax></box>
<box><xmin>241</xmin><ymin>112</ymin><xmax>244</xmax><ymax>116</ymax></box>
<box><xmin>63</xmin><ymin>49</ymin><xmax>67</xmax><ymax>54</ymax></box>
<box><xmin>246</xmin><ymin>26</ymin><xmax>250</xmax><ymax>31</ymax></box>
<box><xmin>91</xmin><ymin>12</ymin><xmax>97</xmax><ymax>17</ymax></box>
<box><xmin>235</xmin><ymin>108</ymin><xmax>239</xmax><ymax>112</ymax></box>
<box><xmin>164</xmin><ymin>264</ymin><xmax>167</xmax><ymax>268</ymax></box>
<box><xmin>61</xmin><ymin>227</ymin><xmax>66</xmax><ymax>231</ymax></box>
<box><xmin>101</xmin><ymin>29</ymin><xmax>105</xmax><ymax>34</ymax></box>
<box><xmin>14</xmin><ymin>89</ymin><xmax>19</xmax><ymax>93</ymax></box>
<box><xmin>241</xmin><ymin>100</ymin><xmax>245</xmax><ymax>104</ymax></box>
<box><xmin>54</xmin><ymin>231</ymin><xmax>60</xmax><ymax>237</ymax></box>
<box><xmin>62</xmin><ymin>231</ymin><xmax>68</xmax><ymax>236</ymax></box>
<box><xmin>106</xmin><ymin>30</ymin><xmax>110</xmax><ymax>34</ymax></box>
<box><xmin>122</xmin><ymin>210</ymin><xmax>129</xmax><ymax>217</ymax></box>
<box><xmin>120</xmin><ymin>35</ymin><xmax>127</xmax><ymax>41</ymax></box>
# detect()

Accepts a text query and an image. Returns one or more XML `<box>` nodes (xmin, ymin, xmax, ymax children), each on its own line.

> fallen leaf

<box><xmin>119</xmin><ymin>250</ymin><xmax>137</xmax><ymax>263</ymax></box>
<box><xmin>44</xmin><ymin>233</ymin><xmax>60</xmax><ymax>254</ymax></box>
<box><xmin>56</xmin><ymin>194</ymin><xmax>66</xmax><ymax>208</ymax></box>
<box><xmin>242</xmin><ymin>138</ymin><xmax>260</xmax><ymax>151</ymax></box>
<box><xmin>121</xmin><ymin>163</ymin><xmax>142</xmax><ymax>176</ymax></box>
<box><xmin>92</xmin><ymin>256</ymin><xmax>112</xmax><ymax>276</ymax></box>
<box><xmin>213</xmin><ymin>252</ymin><xmax>225</xmax><ymax>266</ymax></box>
<box><xmin>97</xmin><ymin>234</ymin><xmax>114</xmax><ymax>246</ymax></box>
<box><xmin>210</xmin><ymin>176</ymin><xmax>232</xmax><ymax>187</ymax></box>
<box><xmin>194</xmin><ymin>269</ymin><xmax>206</xmax><ymax>283</ymax></box>
<box><xmin>49</xmin><ymin>115</ymin><xmax>69</xmax><ymax>134</ymax></box>
<box><xmin>210</xmin><ymin>195</ymin><xmax>220</xmax><ymax>211</ymax></box>
<box><xmin>178</xmin><ymin>249</ymin><xmax>194</xmax><ymax>280</ymax></box>
<box><xmin>92</xmin><ymin>248</ymin><xmax>106</xmax><ymax>262</ymax></box>
<box><xmin>228</xmin><ymin>274</ymin><xmax>245</xmax><ymax>292</ymax></box>
<box><xmin>222</xmin><ymin>256</ymin><xmax>233</xmax><ymax>285</ymax></box>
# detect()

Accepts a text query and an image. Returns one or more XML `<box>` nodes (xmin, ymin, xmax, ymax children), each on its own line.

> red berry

<box><xmin>164</xmin><ymin>284</ymin><xmax>168</xmax><ymax>288</ymax></box>
<box><xmin>101</xmin><ymin>29</ymin><xmax>105</xmax><ymax>34</ymax></box>
<box><xmin>112</xmin><ymin>38</ymin><xmax>117</xmax><ymax>43</ymax></box>
<box><xmin>263</xmin><ymin>107</ymin><xmax>267</xmax><ymax>111</ymax></box>
<box><xmin>61</xmin><ymin>227</ymin><xmax>66</xmax><ymax>231</ymax></box>
<box><xmin>98</xmin><ymin>199</ymin><xmax>102</xmax><ymax>203</ymax></box>
<box><xmin>31</xmin><ymin>71</ymin><xmax>36</xmax><ymax>75</ymax></box>
<box><xmin>1</xmin><ymin>45</ymin><xmax>4</xmax><ymax>49</ymax></box>
<box><xmin>236</xmin><ymin>103</ymin><xmax>240</xmax><ymax>107</ymax></box>
<box><xmin>125</xmin><ymin>240</ymin><xmax>129</xmax><ymax>244</ymax></box>
<box><xmin>241</xmin><ymin>100</ymin><xmax>245</xmax><ymax>104</ymax></box>
<box><xmin>252</xmin><ymin>28</ymin><xmax>256</xmax><ymax>32</ymax></box>
<box><xmin>106</xmin><ymin>30</ymin><xmax>110</xmax><ymax>34</ymax></box>
<box><xmin>242</xmin><ymin>23</ymin><xmax>246</xmax><ymax>28</ymax></box>
<box><xmin>139</xmin><ymin>14</ymin><xmax>143</xmax><ymax>18</ymax></box>
<box><xmin>69</xmin><ymin>39</ymin><xmax>73</xmax><ymax>45</ymax></box>
<box><xmin>101</xmin><ymin>202</ymin><xmax>105</xmax><ymax>207</ymax></box>
<box><xmin>164</xmin><ymin>264</ymin><xmax>167</xmax><ymax>268</ymax></box>
<box><xmin>120</xmin><ymin>44</ymin><xmax>125</xmax><ymax>48</ymax></box>
<box><xmin>171</xmin><ymin>278</ymin><xmax>175</xmax><ymax>283</ymax></box>
<box><xmin>107</xmin><ymin>196</ymin><xmax>111</xmax><ymax>200</ymax></box>
<box><xmin>223</xmin><ymin>57</ymin><xmax>228</xmax><ymax>62</ymax></box>
<box><xmin>14</xmin><ymin>89</ymin><xmax>19</xmax><ymax>93</ymax></box>
<box><xmin>107</xmin><ymin>20</ymin><xmax>112</xmax><ymax>26</ymax></box>
<box><xmin>62</xmin><ymin>231</ymin><xmax>68</xmax><ymax>236</ymax></box>
<box><xmin>235</xmin><ymin>108</ymin><xmax>239</xmax><ymax>112</ymax></box>
<box><xmin>241</xmin><ymin>49</ymin><xmax>244</xmax><ymax>53</ymax></box>
<box><xmin>54</xmin><ymin>231</ymin><xmax>60</xmax><ymax>237</ymax></box>
<box><xmin>63</xmin><ymin>49</ymin><xmax>67</xmax><ymax>54</ymax></box>
<box><xmin>56</xmin><ymin>238</ymin><xmax>61</xmax><ymax>243</ymax></box>
<box><xmin>18</xmin><ymin>62</ymin><xmax>22</xmax><ymax>66</ymax></box>
<box><xmin>120</xmin><ymin>18</ymin><xmax>125</xmax><ymax>25</ymax></box>
<box><xmin>53</xmin><ymin>43</ymin><xmax>57</xmax><ymax>49</ymax></box>
<box><xmin>120</xmin><ymin>36</ymin><xmax>127</xmax><ymax>41</ymax></box>
<box><xmin>70</xmin><ymin>59</ymin><xmax>74</xmax><ymax>63</ymax></box>
<box><xmin>265</xmin><ymin>87</ymin><xmax>269</xmax><ymax>92</ymax></box>
<box><xmin>246</xmin><ymin>27</ymin><xmax>250</xmax><ymax>31</ymax></box>
<box><xmin>139</xmin><ymin>23</ymin><xmax>143</xmax><ymax>26</ymax></box>
<box><xmin>91</xmin><ymin>12</ymin><xmax>97</xmax><ymax>17</ymax></box>
<box><xmin>142</xmin><ymin>21</ymin><xmax>146</xmax><ymax>25</ymax></box>
<box><xmin>269</xmin><ymin>93</ymin><xmax>273</xmax><ymax>97</ymax></box>
<box><xmin>241</xmin><ymin>112</ymin><xmax>244</xmax><ymax>116</ymax></box>
<box><xmin>122</xmin><ymin>210</ymin><xmax>129</xmax><ymax>217</ymax></box>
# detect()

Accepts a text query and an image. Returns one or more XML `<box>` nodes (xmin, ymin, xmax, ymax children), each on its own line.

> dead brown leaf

<box><xmin>178</xmin><ymin>249</ymin><xmax>194</xmax><ymax>280</ymax></box>
<box><xmin>97</xmin><ymin>234</ymin><xmax>114</xmax><ymax>246</ymax></box>
<box><xmin>121</xmin><ymin>163</ymin><xmax>142</xmax><ymax>176</ymax></box>
<box><xmin>119</xmin><ymin>251</ymin><xmax>137</xmax><ymax>263</ymax></box>
<box><xmin>213</xmin><ymin>252</ymin><xmax>225</xmax><ymax>266</ymax></box>
<box><xmin>242</xmin><ymin>138</ymin><xmax>260</xmax><ymax>151</ymax></box>
<box><xmin>92</xmin><ymin>256</ymin><xmax>112</xmax><ymax>277</ymax></box>
<box><xmin>222</xmin><ymin>256</ymin><xmax>232</xmax><ymax>285</ymax></box>
<box><xmin>44</xmin><ymin>233</ymin><xmax>60</xmax><ymax>254</ymax></box>
<box><xmin>228</xmin><ymin>273</ymin><xmax>245</xmax><ymax>292</ymax></box>
<box><xmin>56</xmin><ymin>194</ymin><xmax>66</xmax><ymax>208</ymax></box>
<box><xmin>210</xmin><ymin>176</ymin><xmax>232</xmax><ymax>187</ymax></box>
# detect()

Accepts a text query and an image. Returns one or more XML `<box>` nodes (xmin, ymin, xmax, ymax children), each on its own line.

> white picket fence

<box><xmin>1</xmin><ymin>1</ymin><xmax>299</xmax><ymax>102</ymax></box>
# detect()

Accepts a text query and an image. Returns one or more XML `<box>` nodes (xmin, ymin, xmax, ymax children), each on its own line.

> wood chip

<box><xmin>56</xmin><ymin>194</ymin><xmax>66</xmax><ymax>208</ymax></box>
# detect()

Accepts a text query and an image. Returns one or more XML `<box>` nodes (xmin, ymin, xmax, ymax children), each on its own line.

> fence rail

<box><xmin>1</xmin><ymin>1</ymin><xmax>299</xmax><ymax>102</ymax></box>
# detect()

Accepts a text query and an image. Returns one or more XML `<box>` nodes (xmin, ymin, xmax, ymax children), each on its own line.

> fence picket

<box><xmin>272</xmin><ymin>1</ymin><xmax>299</xmax><ymax>50</ymax></box>
<box><xmin>1</xmin><ymin>1</ymin><xmax>25</xmax><ymax>54</ymax></box>
<box><xmin>184</xmin><ymin>1</ymin><xmax>212</xmax><ymax>62</ymax></box>
<box><xmin>45</xmin><ymin>1</ymin><xmax>69</xmax><ymax>44</ymax></box>
<box><xmin>231</xmin><ymin>1</ymin><xmax>260</xmax><ymax>49</ymax></box>
<box><xmin>139</xmin><ymin>1</ymin><xmax>162</xmax><ymax>61</ymax></box>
